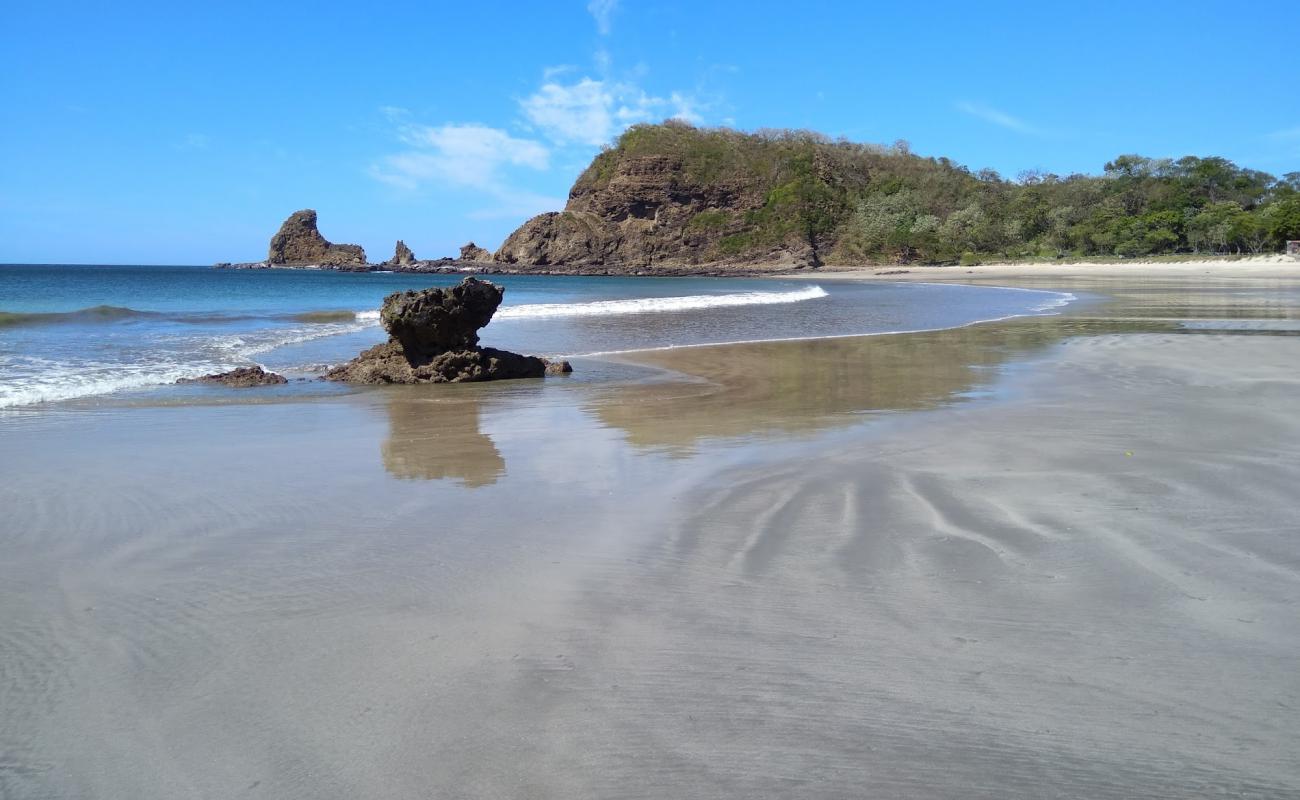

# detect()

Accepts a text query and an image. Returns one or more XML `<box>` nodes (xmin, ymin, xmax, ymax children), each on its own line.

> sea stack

<box><xmin>388</xmin><ymin>240</ymin><xmax>417</xmax><ymax>268</ymax></box>
<box><xmin>267</xmin><ymin>209</ymin><xmax>367</xmax><ymax>267</ymax></box>
<box><xmin>325</xmin><ymin>277</ymin><xmax>571</xmax><ymax>384</ymax></box>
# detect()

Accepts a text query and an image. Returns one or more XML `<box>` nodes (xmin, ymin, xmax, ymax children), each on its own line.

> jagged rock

<box><xmin>388</xmin><ymin>240</ymin><xmax>417</xmax><ymax>267</ymax></box>
<box><xmin>381</xmin><ymin>277</ymin><xmax>502</xmax><ymax>354</ymax></box>
<box><xmin>325</xmin><ymin>277</ymin><xmax>570</xmax><ymax>384</ymax></box>
<box><xmin>267</xmin><ymin>209</ymin><xmax>367</xmax><ymax>266</ymax></box>
<box><xmin>493</xmin><ymin>147</ymin><xmax>764</xmax><ymax>268</ymax></box>
<box><xmin>178</xmin><ymin>366</ymin><xmax>288</xmax><ymax>387</ymax></box>
<box><xmin>459</xmin><ymin>242</ymin><xmax>494</xmax><ymax>262</ymax></box>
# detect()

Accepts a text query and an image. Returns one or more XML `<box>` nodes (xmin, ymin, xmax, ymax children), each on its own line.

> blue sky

<box><xmin>2</xmin><ymin>0</ymin><xmax>1297</xmax><ymax>264</ymax></box>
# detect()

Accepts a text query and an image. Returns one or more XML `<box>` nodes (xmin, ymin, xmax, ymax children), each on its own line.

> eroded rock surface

<box><xmin>267</xmin><ymin>209</ymin><xmax>367</xmax><ymax>266</ymax></box>
<box><xmin>459</xmin><ymin>242</ymin><xmax>494</xmax><ymax>262</ymax></box>
<box><xmin>178</xmin><ymin>366</ymin><xmax>288</xmax><ymax>387</ymax></box>
<box><xmin>325</xmin><ymin>277</ymin><xmax>571</xmax><ymax>384</ymax></box>
<box><xmin>388</xmin><ymin>240</ymin><xmax>417</xmax><ymax>268</ymax></box>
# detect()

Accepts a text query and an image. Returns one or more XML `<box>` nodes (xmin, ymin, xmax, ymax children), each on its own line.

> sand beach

<box><xmin>1</xmin><ymin>263</ymin><xmax>1299</xmax><ymax>798</ymax></box>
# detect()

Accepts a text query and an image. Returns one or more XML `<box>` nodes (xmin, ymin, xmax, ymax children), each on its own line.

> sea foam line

<box><xmin>494</xmin><ymin>285</ymin><xmax>829</xmax><ymax>320</ymax></box>
<box><xmin>561</xmin><ymin>285</ymin><xmax>1078</xmax><ymax>358</ymax></box>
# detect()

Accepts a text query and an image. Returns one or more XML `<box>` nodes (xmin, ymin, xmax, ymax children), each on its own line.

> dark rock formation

<box><xmin>388</xmin><ymin>240</ymin><xmax>417</xmax><ymax>268</ymax></box>
<box><xmin>380</xmin><ymin>277</ymin><xmax>501</xmax><ymax>353</ymax></box>
<box><xmin>267</xmin><ymin>209</ymin><xmax>367</xmax><ymax>266</ymax></box>
<box><xmin>325</xmin><ymin>277</ymin><xmax>571</xmax><ymax>384</ymax></box>
<box><xmin>178</xmin><ymin>366</ymin><xmax>288</xmax><ymax>387</ymax></box>
<box><xmin>459</xmin><ymin>242</ymin><xmax>494</xmax><ymax>262</ymax></box>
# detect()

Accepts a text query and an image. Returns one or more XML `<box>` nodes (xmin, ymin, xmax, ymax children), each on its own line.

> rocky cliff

<box><xmin>493</xmin><ymin>123</ymin><xmax>862</xmax><ymax>269</ymax></box>
<box><xmin>267</xmin><ymin>209</ymin><xmax>367</xmax><ymax>266</ymax></box>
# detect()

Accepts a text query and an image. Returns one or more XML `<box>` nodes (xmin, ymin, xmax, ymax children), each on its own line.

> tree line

<box><xmin>596</xmin><ymin>123</ymin><xmax>1300</xmax><ymax>264</ymax></box>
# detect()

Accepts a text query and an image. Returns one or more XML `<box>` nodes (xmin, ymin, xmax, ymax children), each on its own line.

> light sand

<box><xmin>1</xmin><ymin>275</ymin><xmax>1298</xmax><ymax>798</ymax></box>
<box><xmin>800</xmin><ymin>254</ymin><xmax>1300</xmax><ymax>283</ymax></box>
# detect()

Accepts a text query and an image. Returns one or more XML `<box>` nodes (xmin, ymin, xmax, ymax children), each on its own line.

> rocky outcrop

<box><xmin>459</xmin><ymin>242</ymin><xmax>494</xmax><ymax>262</ymax></box>
<box><xmin>325</xmin><ymin>277</ymin><xmax>571</xmax><ymax>384</ymax></box>
<box><xmin>267</xmin><ymin>209</ymin><xmax>367</xmax><ymax>266</ymax></box>
<box><xmin>388</xmin><ymin>240</ymin><xmax>417</xmax><ymax>268</ymax></box>
<box><xmin>178</xmin><ymin>366</ymin><xmax>288</xmax><ymax>387</ymax></box>
<box><xmin>493</xmin><ymin>135</ymin><xmax>788</xmax><ymax>269</ymax></box>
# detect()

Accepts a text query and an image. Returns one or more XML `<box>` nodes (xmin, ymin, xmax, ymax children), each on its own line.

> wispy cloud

<box><xmin>521</xmin><ymin>76</ymin><xmax>702</xmax><ymax>147</ymax></box>
<box><xmin>587</xmin><ymin>0</ymin><xmax>618</xmax><ymax>35</ymax></box>
<box><xmin>956</xmin><ymin>101</ymin><xmax>1040</xmax><ymax>135</ymax></box>
<box><xmin>371</xmin><ymin>122</ymin><xmax>550</xmax><ymax>191</ymax></box>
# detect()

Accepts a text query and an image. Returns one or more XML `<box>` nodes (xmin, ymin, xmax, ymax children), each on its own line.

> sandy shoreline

<box><xmin>796</xmin><ymin>255</ymin><xmax>1300</xmax><ymax>283</ymax></box>
<box><xmin>2</xmin><ymin>272</ymin><xmax>1299</xmax><ymax>798</ymax></box>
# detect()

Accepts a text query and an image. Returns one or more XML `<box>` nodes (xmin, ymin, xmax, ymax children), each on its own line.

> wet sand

<box><xmin>2</xmin><ymin>276</ymin><xmax>1299</xmax><ymax>798</ymax></box>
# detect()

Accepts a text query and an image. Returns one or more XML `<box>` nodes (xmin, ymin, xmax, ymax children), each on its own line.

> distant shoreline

<box><xmin>213</xmin><ymin>252</ymin><xmax>1300</xmax><ymax>281</ymax></box>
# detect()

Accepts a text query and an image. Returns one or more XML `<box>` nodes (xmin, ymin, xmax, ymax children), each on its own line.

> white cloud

<box><xmin>956</xmin><ymin>101</ymin><xmax>1040</xmax><ymax>135</ymax></box>
<box><xmin>373</xmin><ymin>123</ymin><xmax>549</xmax><ymax>190</ymax></box>
<box><xmin>587</xmin><ymin>0</ymin><xmax>618</xmax><ymax>35</ymax></box>
<box><xmin>521</xmin><ymin>77</ymin><xmax>702</xmax><ymax>147</ymax></box>
<box><xmin>371</xmin><ymin>121</ymin><xmax>565</xmax><ymax>220</ymax></box>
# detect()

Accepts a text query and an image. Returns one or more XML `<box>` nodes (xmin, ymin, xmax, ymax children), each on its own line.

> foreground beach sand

<box><xmin>2</xmin><ymin>267</ymin><xmax>1298</xmax><ymax>798</ymax></box>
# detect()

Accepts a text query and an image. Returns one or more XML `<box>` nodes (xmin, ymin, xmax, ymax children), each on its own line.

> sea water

<box><xmin>0</xmin><ymin>264</ymin><xmax>1074</xmax><ymax>409</ymax></box>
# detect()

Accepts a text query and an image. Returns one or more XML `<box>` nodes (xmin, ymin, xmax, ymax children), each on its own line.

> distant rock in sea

<box><xmin>459</xmin><ymin>242</ymin><xmax>494</xmax><ymax>263</ymax></box>
<box><xmin>388</xmin><ymin>239</ymin><xmax>417</xmax><ymax>268</ymax></box>
<box><xmin>267</xmin><ymin>209</ymin><xmax>367</xmax><ymax>267</ymax></box>
<box><xmin>325</xmin><ymin>277</ymin><xmax>571</xmax><ymax>384</ymax></box>
<box><xmin>178</xmin><ymin>366</ymin><xmax>288</xmax><ymax>387</ymax></box>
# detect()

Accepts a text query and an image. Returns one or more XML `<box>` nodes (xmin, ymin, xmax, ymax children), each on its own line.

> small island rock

<box><xmin>388</xmin><ymin>240</ymin><xmax>417</xmax><ymax>268</ymax></box>
<box><xmin>267</xmin><ymin>209</ymin><xmax>367</xmax><ymax>267</ymax></box>
<box><xmin>325</xmin><ymin>277</ymin><xmax>570</xmax><ymax>384</ymax></box>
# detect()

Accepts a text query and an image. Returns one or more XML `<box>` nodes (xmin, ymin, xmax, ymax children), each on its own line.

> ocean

<box><xmin>0</xmin><ymin>264</ymin><xmax>1074</xmax><ymax>409</ymax></box>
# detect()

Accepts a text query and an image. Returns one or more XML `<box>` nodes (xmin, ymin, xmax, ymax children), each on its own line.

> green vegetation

<box><xmin>688</xmin><ymin>209</ymin><xmax>730</xmax><ymax>229</ymax></box>
<box><xmin>579</xmin><ymin>122</ymin><xmax>1300</xmax><ymax>263</ymax></box>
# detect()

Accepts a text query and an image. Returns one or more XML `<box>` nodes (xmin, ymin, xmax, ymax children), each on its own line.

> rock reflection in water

<box><xmin>380</xmin><ymin>389</ymin><xmax>506</xmax><ymax>487</ymax></box>
<box><xmin>589</xmin><ymin>317</ymin><xmax>1177</xmax><ymax>452</ymax></box>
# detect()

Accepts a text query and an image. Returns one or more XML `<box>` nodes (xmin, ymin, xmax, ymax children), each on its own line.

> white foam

<box><xmin>0</xmin><ymin>357</ymin><xmax>231</xmax><ymax>409</ymax></box>
<box><xmin>495</xmin><ymin>286</ymin><xmax>830</xmax><ymax>320</ymax></box>
<box><xmin>355</xmin><ymin>309</ymin><xmax>381</xmax><ymax>322</ymax></box>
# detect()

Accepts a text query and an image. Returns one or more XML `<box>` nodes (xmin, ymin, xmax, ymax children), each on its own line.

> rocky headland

<box><xmin>325</xmin><ymin>277</ymin><xmax>571</xmax><ymax>384</ymax></box>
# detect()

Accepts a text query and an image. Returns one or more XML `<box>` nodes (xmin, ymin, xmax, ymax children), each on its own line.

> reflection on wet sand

<box><xmin>380</xmin><ymin>388</ymin><xmax>506</xmax><ymax>487</ymax></box>
<box><xmin>588</xmin><ymin>316</ymin><xmax>1175</xmax><ymax>452</ymax></box>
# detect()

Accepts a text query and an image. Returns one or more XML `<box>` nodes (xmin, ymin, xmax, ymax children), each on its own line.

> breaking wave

<box><xmin>495</xmin><ymin>286</ymin><xmax>830</xmax><ymax>320</ymax></box>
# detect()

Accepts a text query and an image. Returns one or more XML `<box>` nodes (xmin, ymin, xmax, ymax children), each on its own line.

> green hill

<box><xmin>493</xmin><ymin>121</ymin><xmax>1300</xmax><ymax>268</ymax></box>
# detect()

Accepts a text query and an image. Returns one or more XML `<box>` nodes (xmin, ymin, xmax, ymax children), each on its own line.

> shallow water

<box><xmin>0</xmin><ymin>264</ymin><xmax>1072</xmax><ymax>408</ymax></box>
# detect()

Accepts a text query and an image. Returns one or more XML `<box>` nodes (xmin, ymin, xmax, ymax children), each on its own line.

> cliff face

<box><xmin>495</xmin><ymin>150</ymin><xmax>777</xmax><ymax>268</ymax></box>
<box><xmin>267</xmin><ymin>209</ymin><xmax>367</xmax><ymax>266</ymax></box>
<box><xmin>493</xmin><ymin>124</ymin><xmax>861</xmax><ymax>269</ymax></box>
